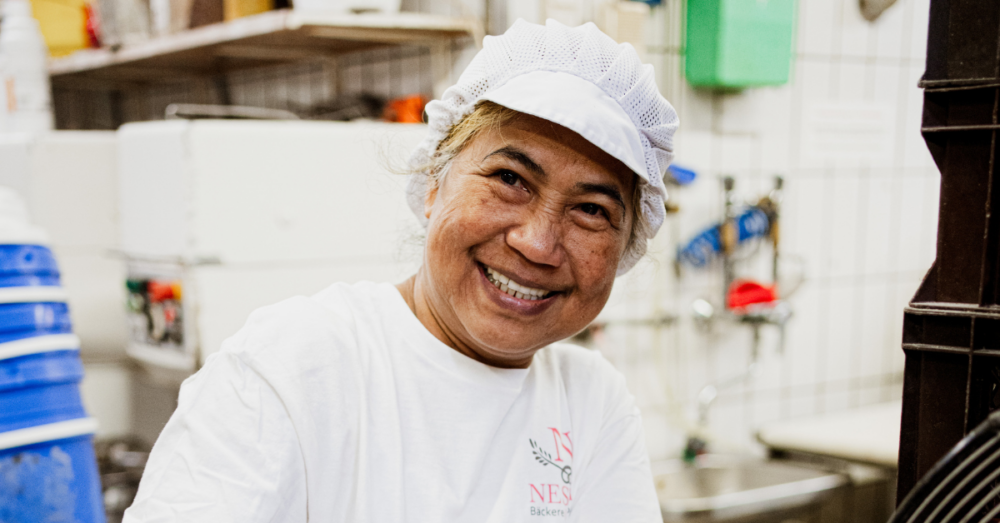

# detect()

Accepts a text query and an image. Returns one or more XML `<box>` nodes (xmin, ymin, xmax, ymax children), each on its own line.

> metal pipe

<box><xmin>721</xmin><ymin>176</ymin><xmax>736</xmax><ymax>309</ymax></box>
<box><xmin>770</xmin><ymin>176</ymin><xmax>783</xmax><ymax>284</ymax></box>
<box><xmin>770</xmin><ymin>176</ymin><xmax>786</xmax><ymax>354</ymax></box>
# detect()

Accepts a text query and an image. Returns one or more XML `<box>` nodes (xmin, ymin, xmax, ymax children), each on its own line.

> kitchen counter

<box><xmin>756</xmin><ymin>401</ymin><xmax>901</xmax><ymax>467</ymax></box>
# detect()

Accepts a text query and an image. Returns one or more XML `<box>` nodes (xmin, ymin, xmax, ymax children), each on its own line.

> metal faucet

<box><xmin>697</xmin><ymin>361</ymin><xmax>761</xmax><ymax>427</ymax></box>
<box><xmin>688</xmin><ymin>298</ymin><xmax>791</xmax><ymax>428</ymax></box>
<box><xmin>684</xmin><ymin>175</ymin><xmax>792</xmax><ymax>460</ymax></box>
<box><xmin>684</xmin><ymin>361</ymin><xmax>761</xmax><ymax>463</ymax></box>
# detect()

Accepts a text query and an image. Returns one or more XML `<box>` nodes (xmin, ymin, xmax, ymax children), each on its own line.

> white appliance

<box><xmin>118</xmin><ymin>120</ymin><xmax>425</xmax><ymax>381</ymax></box>
<box><xmin>0</xmin><ymin>131</ymin><xmax>126</xmax><ymax>360</ymax></box>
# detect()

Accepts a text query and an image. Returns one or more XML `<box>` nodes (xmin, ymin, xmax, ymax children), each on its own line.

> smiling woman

<box><xmin>398</xmin><ymin>109</ymin><xmax>641</xmax><ymax>368</ymax></box>
<box><xmin>123</xmin><ymin>18</ymin><xmax>678</xmax><ymax>523</ymax></box>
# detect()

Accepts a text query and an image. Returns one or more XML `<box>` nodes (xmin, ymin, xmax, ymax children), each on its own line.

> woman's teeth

<box><xmin>485</xmin><ymin>266</ymin><xmax>551</xmax><ymax>301</ymax></box>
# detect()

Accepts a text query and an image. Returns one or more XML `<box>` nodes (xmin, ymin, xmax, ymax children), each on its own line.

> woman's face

<box><xmin>419</xmin><ymin>114</ymin><xmax>636</xmax><ymax>367</ymax></box>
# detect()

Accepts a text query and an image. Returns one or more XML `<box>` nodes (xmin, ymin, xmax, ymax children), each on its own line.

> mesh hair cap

<box><xmin>407</xmin><ymin>18</ymin><xmax>679</xmax><ymax>274</ymax></box>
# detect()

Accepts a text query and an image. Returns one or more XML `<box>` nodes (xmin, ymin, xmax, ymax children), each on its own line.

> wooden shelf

<box><xmin>49</xmin><ymin>10</ymin><xmax>478</xmax><ymax>86</ymax></box>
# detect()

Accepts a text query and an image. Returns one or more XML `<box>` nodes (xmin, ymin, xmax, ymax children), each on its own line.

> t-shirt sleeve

<box><xmin>122</xmin><ymin>351</ymin><xmax>307</xmax><ymax>523</ymax></box>
<box><xmin>571</xmin><ymin>366</ymin><xmax>662</xmax><ymax>523</ymax></box>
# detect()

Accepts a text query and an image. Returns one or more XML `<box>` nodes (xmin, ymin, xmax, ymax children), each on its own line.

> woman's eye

<box><xmin>499</xmin><ymin>170</ymin><xmax>521</xmax><ymax>186</ymax></box>
<box><xmin>580</xmin><ymin>203</ymin><xmax>605</xmax><ymax>217</ymax></box>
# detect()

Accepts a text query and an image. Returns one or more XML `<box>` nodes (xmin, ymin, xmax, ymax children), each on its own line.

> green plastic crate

<box><xmin>685</xmin><ymin>0</ymin><xmax>797</xmax><ymax>88</ymax></box>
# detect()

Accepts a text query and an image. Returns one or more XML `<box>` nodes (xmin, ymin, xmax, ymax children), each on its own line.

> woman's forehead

<box><xmin>468</xmin><ymin>114</ymin><xmax>638</xmax><ymax>193</ymax></box>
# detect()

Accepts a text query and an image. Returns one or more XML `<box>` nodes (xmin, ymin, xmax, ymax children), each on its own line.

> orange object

<box><xmin>383</xmin><ymin>95</ymin><xmax>427</xmax><ymax>123</ymax></box>
<box><xmin>147</xmin><ymin>280</ymin><xmax>179</xmax><ymax>302</ymax></box>
<box><xmin>727</xmin><ymin>279</ymin><xmax>778</xmax><ymax>311</ymax></box>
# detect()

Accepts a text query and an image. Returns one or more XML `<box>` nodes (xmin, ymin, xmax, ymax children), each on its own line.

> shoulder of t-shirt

<box><xmin>537</xmin><ymin>343</ymin><xmax>636</xmax><ymax>423</ymax></box>
<box><xmin>217</xmin><ymin>281</ymin><xmax>387</xmax><ymax>365</ymax></box>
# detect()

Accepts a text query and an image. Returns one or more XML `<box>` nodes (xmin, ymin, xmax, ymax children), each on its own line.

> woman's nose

<box><xmin>505</xmin><ymin>210</ymin><xmax>565</xmax><ymax>268</ymax></box>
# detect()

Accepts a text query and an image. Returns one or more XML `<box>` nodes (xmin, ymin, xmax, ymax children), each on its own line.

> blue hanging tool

<box><xmin>677</xmin><ymin>207</ymin><xmax>770</xmax><ymax>268</ymax></box>
<box><xmin>666</xmin><ymin>164</ymin><xmax>698</xmax><ymax>186</ymax></box>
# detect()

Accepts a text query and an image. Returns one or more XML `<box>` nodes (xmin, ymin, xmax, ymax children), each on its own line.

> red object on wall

<box><xmin>727</xmin><ymin>279</ymin><xmax>778</xmax><ymax>311</ymax></box>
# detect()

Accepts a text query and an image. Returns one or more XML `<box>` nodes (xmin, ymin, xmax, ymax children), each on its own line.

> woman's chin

<box><xmin>462</xmin><ymin>321</ymin><xmax>563</xmax><ymax>364</ymax></box>
<box><xmin>469</xmin><ymin>344</ymin><xmax>539</xmax><ymax>368</ymax></box>
<box><xmin>462</xmin><ymin>287</ymin><xmax>592</xmax><ymax>360</ymax></box>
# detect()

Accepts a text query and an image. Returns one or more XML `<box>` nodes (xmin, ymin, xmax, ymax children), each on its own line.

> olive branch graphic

<box><xmin>529</xmin><ymin>439</ymin><xmax>572</xmax><ymax>485</ymax></box>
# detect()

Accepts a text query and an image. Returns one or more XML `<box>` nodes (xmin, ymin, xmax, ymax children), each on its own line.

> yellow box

<box><xmin>30</xmin><ymin>0</ymin><xmax>89</xmax><ymax>57</ymax></box>
<box><xmin>223</xmin><ymin>0</ymin><xmax>271</xmax><ymax>21</ymax></box>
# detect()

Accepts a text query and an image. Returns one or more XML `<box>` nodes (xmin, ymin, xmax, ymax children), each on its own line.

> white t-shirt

<box><xmin>124</xmin><ymin>281</ymin><xmax>662</xmax><ymax>523</ymax></box>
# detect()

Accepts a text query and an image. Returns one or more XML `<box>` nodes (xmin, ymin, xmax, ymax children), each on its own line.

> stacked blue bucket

<box><xmin>0</xmin><ymin>225</ymin><xmax>105</xmax><ymax>521</ymax></box>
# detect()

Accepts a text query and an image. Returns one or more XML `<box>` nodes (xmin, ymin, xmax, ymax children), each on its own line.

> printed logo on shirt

<box><xmin>528</xmin><ymin>427</ymin><xmax>573</xmax><ymax>516</ymax></box>
<box><xmin>529</xmin><ymin>429</ymin><xmax>572</xmax><ymax>484</ymax></box>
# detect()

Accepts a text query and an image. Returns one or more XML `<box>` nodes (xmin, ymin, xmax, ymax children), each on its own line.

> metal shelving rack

<box><xmin>46</xmin><ymin>9</ymin><xmax>479</xmax><ymax>129</ymax></box>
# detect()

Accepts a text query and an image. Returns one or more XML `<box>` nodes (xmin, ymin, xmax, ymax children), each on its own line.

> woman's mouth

<box><xmin>482</xmin><ymin>265</ymin><xmax>554</xmax><ymax>301</ymax></box>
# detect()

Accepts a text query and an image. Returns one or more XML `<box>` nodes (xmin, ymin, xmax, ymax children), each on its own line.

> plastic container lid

<box><xmin>0</xmin><ymin>245</ymin><xmax>60</xmax><ymax>287</ymax></box>
<box><xmin>0</xmin><ymin>286</ymin><xmax>68</xmax><ymax>304</ymax></box>
<box><xmin>0</xmin><ymin>334</ymin><xmax>80</xmax><ymax>362</ymax></box>
<box><xmin>0</xmin><ymin>349</ymin><xmax>84</xmax><ymax>393</ymax></box>
<box><xmin>0</xmin><ymin>417</ymin><xmax>97</xmax><ymax>451</ymax></box>
<box><xmin>0</xmin><ymin>302</ymin><xmax>73</xmax><ymax>344</ymax></box>
<box><xmin>0</xmin><ymin>350</ymin><xmax>87</xmax><ymax>433</ymax></box>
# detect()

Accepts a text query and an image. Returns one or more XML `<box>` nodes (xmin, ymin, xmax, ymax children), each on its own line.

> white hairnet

<box><xmin>407</xmin><ymin>18</ymin><xmax>679</xmax><ymax>274</ymax></box>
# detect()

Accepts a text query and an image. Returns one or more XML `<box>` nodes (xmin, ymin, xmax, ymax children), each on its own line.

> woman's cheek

<box><xmin>567</xmin><ymin>231</ymin><xmax>624</xmax><ymax>279</ymax></box>
<box><xmin>429</xmin><ymin>196</ymin><xmax>506</xmax><ymax>255</ymax></box>
<box><xmin>465</xmin><ymin>192</ymin><xmax>520</xmax><ymax>231</ymax></box>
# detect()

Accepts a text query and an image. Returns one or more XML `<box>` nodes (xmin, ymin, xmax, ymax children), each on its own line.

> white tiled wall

<box><xmin>596</xmin><ymin>0</ymin><xmax>939</xmax><ymax>460</ymax></box>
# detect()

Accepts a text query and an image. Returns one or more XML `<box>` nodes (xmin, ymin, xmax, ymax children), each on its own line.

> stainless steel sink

<box><xmin>653</xmin><ymin>455</ymin><xmax>848</xmax><ymax>522</ymax></box>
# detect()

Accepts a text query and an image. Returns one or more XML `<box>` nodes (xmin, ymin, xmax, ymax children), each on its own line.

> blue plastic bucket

<box><xmin>0</xmin><ymin>420</ymin><xmax>105</xmax><ymax>523</ymax></box>
<box><xmin>0</xmin><ymin>245</ymin><xmax>60</xmax><ymax>288</ymax></box>
<box><xmin>0</xmin><ymin>349</ymin><xmax>86</xmax><ymax>433</ymax></box>
<box><xmin>0</xmin><ymin>302</ymin><xmax>73</xmax><ymax>344</ymax></box>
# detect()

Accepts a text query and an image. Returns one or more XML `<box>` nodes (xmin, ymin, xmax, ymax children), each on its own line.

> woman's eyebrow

<box><xmin>576</xmin><ymin>182</ymin><xmax>626</xmax><ymax>216</ymax></box>
<box><xmin>484</xmin><ymin>146</ymin><xmax>546</xmax><ymax>177</ymax></box>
